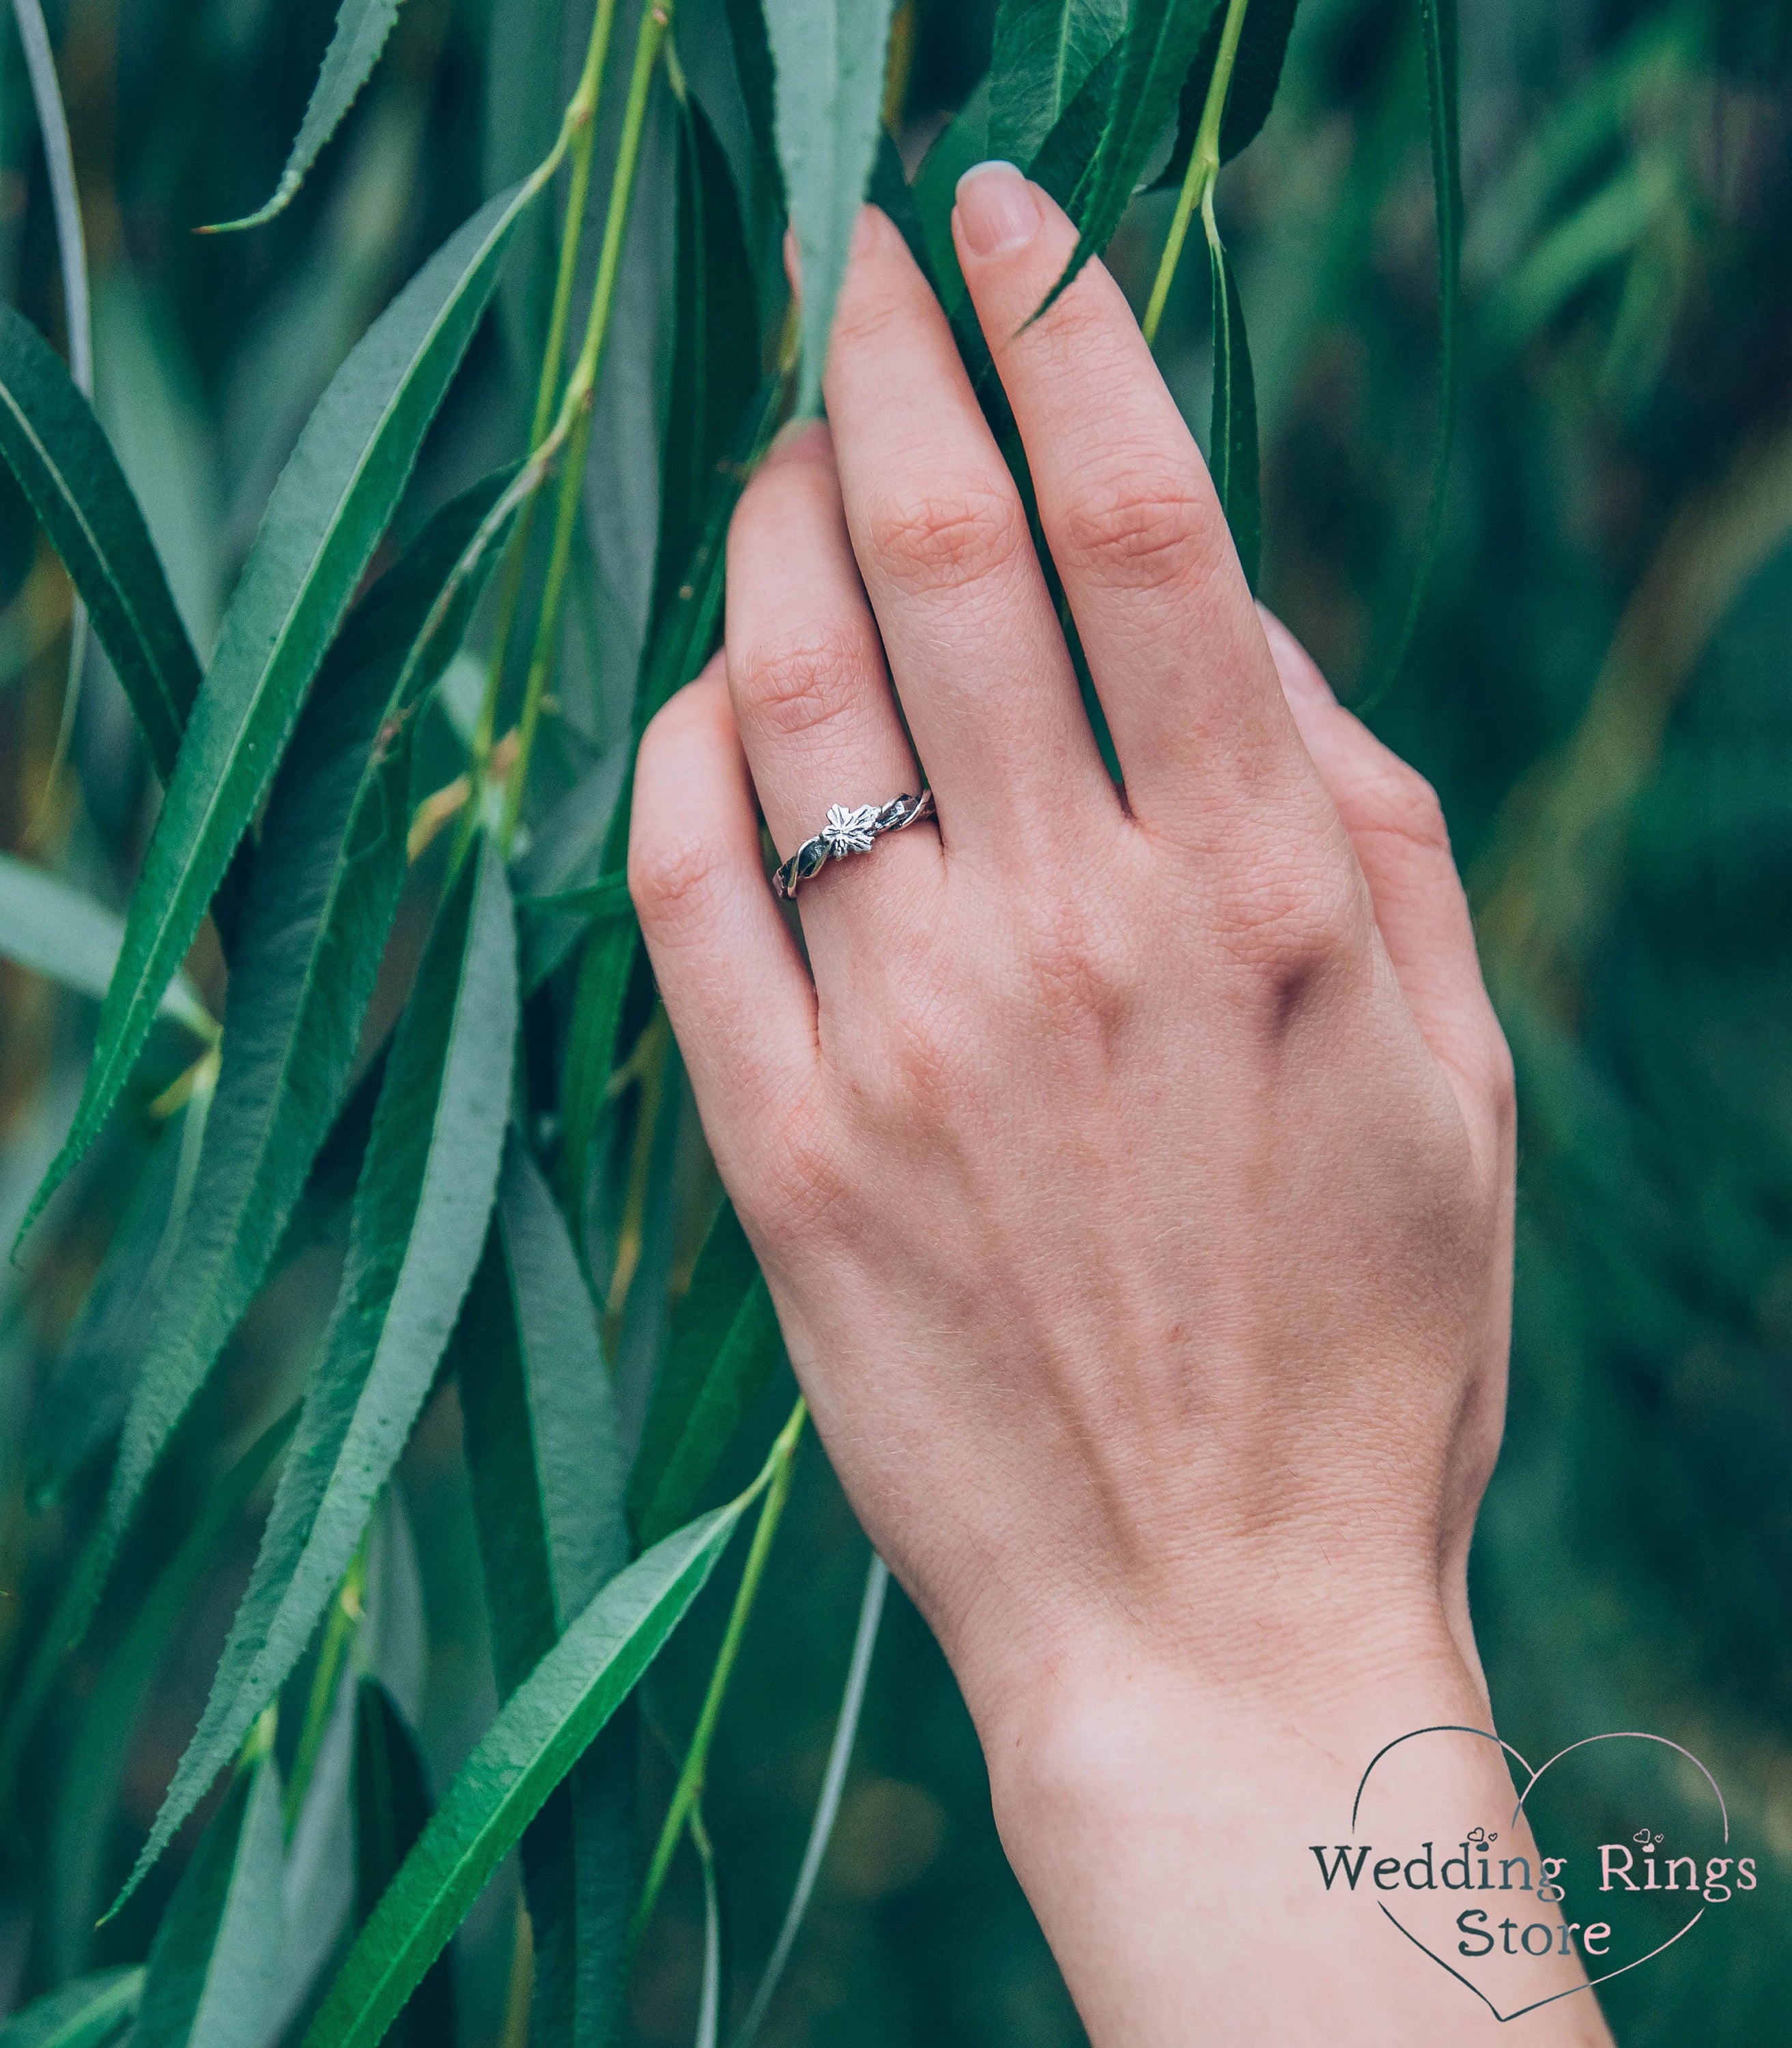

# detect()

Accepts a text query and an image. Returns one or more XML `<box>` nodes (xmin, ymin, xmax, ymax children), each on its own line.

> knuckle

<box><xmin>752</xmin><ymin>1094</ymin><xmax>854</xmax><ymax>1242</ymax></box>
<box><xmin>730</xmin><ymin>628</ymin><xmax>874</xmax><ymax>746</ymax></box>
<box><xmin>1212</xmin><ymin>853</ymin><xmax>1365</xmax><ymax>1023</ymax></box>
<box><xmin>1353</xmin><ymin>758</ymin><xmax>1453</xmax><ymax>859</ymax></box>
<box><xmin>628</xmin><ymin>817</ymin><xmax>731</xmax><ymax>940</ymax></box>
<box><xmin>1016</xmin><ymin>893</ymin><xmax>1137</xmax><ymax>1044</ymax></box>
<box><xmin>1477</xmin><ymin>1020</ymin><xmax>1518</xmax><ymax>1137</ymax></box>
<box><xmin>864</xmin><ymin>477</ymin><xmax>1028</xmax><ymax>597</ymax></box>
<box><xmin>1057</xmin><ymin>457</ymin><xmax>1213</xmax><ymax>593</ymax></box>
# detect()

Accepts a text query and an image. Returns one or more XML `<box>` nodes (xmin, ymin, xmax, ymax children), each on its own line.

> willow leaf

<box><xmin>989</xmin><ymin>0</ymin><xmax>1126</xmax><ymax>167</ymax></box>
<box><xmin>630</xmin><ymin>1203</ymin><xmax>782</xmax><ymax>1546</ymax></box>
<box><xmin>763</xmin><ymin>0</ymin><xmax>897</xmax><ymax>414</ymax></box>
<box><xmin>134</xmin><ymin>1759</ymin><xmax>285</xmax><ymax>2048</ymax></box>
<box><xmin>722</xmin><ymin>0</ymin><xmax>783</xmax><ymax>205</ymax></box>
<box><xmin>206</xmin><ymin>1</ymin><xmax>407</xmax><ymax>233</ymax></box>
<box><xmin>19</xmin><ymin>182</ymin><xmax>537</xmax><ymax>1249</ymax></box>
<box><xmin>1152</xmin><ymin>0</ymin><xmax>1301</xmax><ymax>190</ymax></box>
<box><xmin>116</xmin><ymin>836</ymin><xmax>517</xmax><ymax>1906</ymax></box>
<box><xmin>459</xmin><ymin>1137</ymin><xmax>632</xmax><ymax>2048</ymax></box>
<box><xmin>0</xmin><ymin>1970</ymin><xmax>141</xmax><ymax>2048</ymax></box>
<box><xmin>303</xmin><ymin>1504</ymin><xmax>748</xmax><ymax>2048</ymax></box>
<box><xmin>0</xmin><ymin>851</ymin><xmax>211</xmax><ymax>1038</ymax></box>
<box><xmin>84</xmin><ymin>471</ymin><xmax>516</xmax><ymax>1634</ymax></box>
<box><xmin>1207</xmin><ymin>232</ymin><xmax>1260</xmax><ymax>590</ymax></box>
<box><xmin>0</xmin><ymin>303</ymin><xmax>197</xmax><ymax>777</ymax></box>
<box><xmin>352</xmin><ymin>1681</ymin><xmax>455</xmax><ymax>2046</ymax></box>
<box><xmin>1036</xmin><ymin>0</ymin><xmax>1223</xmax><ymax>316</ymax></box>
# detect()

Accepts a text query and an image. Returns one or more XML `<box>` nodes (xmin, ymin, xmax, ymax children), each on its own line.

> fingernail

<box><xmin>769</xmin><ymin>417</ymin><xmax>815</xmax><ymax>457</ymax></box>
<box><xmin>954</xmin><ymin>161</ymin><xmax>1039</xmax><ymax>258</ymax></box>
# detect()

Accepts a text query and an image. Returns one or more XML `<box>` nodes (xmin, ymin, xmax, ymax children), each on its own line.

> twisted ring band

<box><xmin>771</xmin><ymin>790</ymin><xmax>937</xmax><ymax>900</ymax></box>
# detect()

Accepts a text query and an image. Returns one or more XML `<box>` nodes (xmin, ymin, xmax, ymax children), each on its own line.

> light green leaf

<box><xmin>0</xmin><ymin>1969</ymin><xmax>141</xmax><ymax>2048</ymax></box>
<box><xmin>630</xmin><ymin>1203</ymin><xmax>782</xmax><ymax>1547</ymax></box>
<box><xmin>989</xmin><ymin>0</ymin><xmax>1125</xmax><ymax>168</ymax></box>
<box><xmin>205</xmin><ymin>1</ymin><xmax>408</xmax><ymax>234</ymax></box>
<box><xmin>134</xmin><ymin>1757</ymin><xmax>285</xmax><ymax>2048</ymax></box>
<box><xmin>352</xmin><ymin>1680</ymin><xmax>455</xmax><ymax>2045</ymax></box>
<box><xmin>303</xmin><ymin>1503</ymin><xmax>749</xmax><ymax>2048</ymax></box>
<box><xmin>1036</xmin><ymin>0</ymin><xmax>1223</xmax><ymax>316</ymax></box>
<box><xmin>116</xmin><ymin>834</ymin><xmax>518</xmax><ymax>1906</ymax></box>
<box><xmin>1207</xmin><ymin>230</ymin><xmax>1260</xmax><ymax>591</ymax></box>
<box><xmin>0</xmin><ymin>302</ymin><xmax>198</xmax><ymax>778</ymax></box>
<box><xmin>19</xmin><ymin>180</ymin><xmax>540</xmax><ymax>1249</ymax></box>
<box><xmin>0</xmin><ymin>852</ymin><xmax>212</xmax><ymax>1038</ymax></box>
<box><xmin>763</xmin><ymin>0</ymin><xmax>897</xmax><ymax>414</ymax></box>
<box><xmin>46</xmin><ymin>1409</ymin><xmax>296</xmax><ymax>1978</ymax></box>
<box><xmin>83</xmin><ymin>471</ymin><xmax>518</xmax><ymax>1645</ymax></box>
<box><xmin>459</xmin><ymin>1136</ymin><xmax>633</xmax><ymax>2048</ymax></box>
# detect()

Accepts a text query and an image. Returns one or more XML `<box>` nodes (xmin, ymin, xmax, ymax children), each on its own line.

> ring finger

<box><xmin>724</xmin><ymin>421</ymin><xmax>939</xmax><ymax>963</ymax></box>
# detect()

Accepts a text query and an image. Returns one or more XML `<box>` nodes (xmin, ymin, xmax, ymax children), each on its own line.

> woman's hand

<box><xmin>629</xmin><ymin>164</ymin><xmax>1606</xmax><ymax>2045</ymax></box>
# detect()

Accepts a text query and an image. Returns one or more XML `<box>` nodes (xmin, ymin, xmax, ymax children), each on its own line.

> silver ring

<box><xmin>772</xmin><ymin>791</ymin><xmax>936</xmax><ymax>900</ymax></box>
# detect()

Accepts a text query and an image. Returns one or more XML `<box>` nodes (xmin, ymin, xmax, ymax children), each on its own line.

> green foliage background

<box><xmin>0</xmin><ymin>0</ymin><xmax>1788</xmax><ymax>2043</ymax></box>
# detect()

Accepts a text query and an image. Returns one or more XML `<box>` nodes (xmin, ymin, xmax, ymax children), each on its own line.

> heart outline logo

<box><xmin>1351</xmin><ymin>1724</ymin><xmax>1729</xmax><ymax>2023</ymax></box>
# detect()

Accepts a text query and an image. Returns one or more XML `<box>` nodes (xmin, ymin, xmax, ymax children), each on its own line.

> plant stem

<box><xmin>631</xmin><ymin>1398</ymin><xmax>806</xmax><ymax>1948</ymax></box>
<box><xmin>500</xmin><ymin>0</ymin><xmax>674</xmax><ymax>853</ymax></box>
<box><xmin>282</xmin><ymin>1544</ymin><xmax>366</xmax><ymax>1830</ymax></box>
<box><xmin>1142</xmin><ymin>0</ymin><xmax>1253</xmax><ymax>348</ymax></box>
<box><xmin>474</xmin><ymin>0</ymin><xmax>623</xmax><ymax>776</ymax></box>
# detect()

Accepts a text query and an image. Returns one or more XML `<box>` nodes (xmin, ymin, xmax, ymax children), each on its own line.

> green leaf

<box><xmin>0</xmin><ymin>1970</ymin><xmax>141</xmax><ymax>2048</ymax></box>
<box><xmin>720</xmin><ymin>0</ymin><xmax>785</xmax><ymax>210</ymax></box>
<box><xmin>1151</xmin><ymin>0</ymin><xmax>1301</xmax><ymax>191</ymax></box>
<box><xmin>117</xmin><ymin>834</ymin><xmax>518</xmax><ymax>1906</ymax></box>
<box><xmin>989</xmin><ymin>0</ymin><xmax>1126</xmax><ymax>168</ymax></box>
<box><xmin>79</xmin><ymin>470</ymin><xmax>517</xmax><ymax>1642</ymax></box>
<box><xmin>1207</xmin><ymin>231</ymin><xmax>1260</xmax><ymax>591</ymax></box>
<box><xmin>206</xmin><ymin>1</ymin><xmax>408</xmax><ymax>233</ymax></box>
<box><xmin>0</xmin><ymin>851</ymin><xmax>212</xmax><ymax>1038</ymax></box>
<box><xmin>0</xmin><ymin>302</ymin><xmax>198</xmax><ymax>778</ymax></box>
<box><xmin>520</xmin><ymin>873</ymin><xmax>634</xmax><ymax>924</ymax></box>
<box><xmin>1374</xmin><ymin>0</ymin><xmax>1462</xmax><ymax>696</ymax></box>
<box><xmin>1036</xmin><ymin>0</ymin><xmax>1223</xmax><ymax>317</ymax></box>
<box><xmin>353</xmin><ymin>1680</ymin><xmax>456</xmax><ymax>2046</ymax></box>
<box><xmin>629</xmin><ymin>1203</ymin><xmax>782</xmax><ymax>1547</ymax></box>
<box><xmin>302</xmin><ymin>1503</ymin><xmax>748</xmax><ymax>2048</ymax></box>
<box><xmin>134</xmin><ymin>1757</ymin><xmax>286</xmax><ymax>2048</ymax></box>
<box><xmin>459</xmin><ymin>1136</ymin><xmax>633</xmax><ymax>2048</ymax></box>
<box><xmin>1027</xmin><ymin>35</ymin><xmax>1122</xmax><ymax>210</ymax></box>
<box><xmin>19</xmin><ymin>180</ymin><xmax>540</xmax><ymax>1249</ymax></box>
<box><xmin>763</xmin><ymin>0</ymin><xmax>898</xmax><ymax>414</ymax></box>
<box><xmin>46</xmin><ymin>1409</ymin><xmax>296</xmax><ymax>1978</ymax></box>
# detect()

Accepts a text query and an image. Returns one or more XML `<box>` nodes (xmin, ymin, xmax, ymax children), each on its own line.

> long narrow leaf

<box><xmin>763</xmin><ymin>0</ymin><xmax>897</xmax><ymax>414</ymax></box>
<box><xmin>85</xmin><ymin>471</ymin><xmax>518</xmax><ymax>1636</ymax></box>
<box><xmin>1207</xmin><ymin>230</ymin><xmax>1260</xmax><ymax>589</ymax></box>
<box><xmin>133</xmin><ymin>1758</ymin><xmax>285</xmax><ymax>2048</ymax></box>
<box><xmin>117</xmin><ymin>835</ymin><xmax>518</xmax><ymax>1905</ymax></box>
<box><xmin>0</xmin><ymin>1970</ymin><xmax>141</xmax><ymax>2048</ymax></box>
<box><xmin>303</xmin><ymin>1503</ymin><xmax>749</xmax><ymax>2048</ymax></box>
<box><xmin>206</xmin><ymin>1</ymin><xmax>408</xmax><ymax>233</ymax></box>
<box><xmin>19</xmin><ymin>180</ymin><xmax>541</xmax><ymax>1248</ymax></box>
<box><xmin>352</xmin><ymin>1681</ymin><xmax>455</xmax><ymax>2045</ymax></box>
<box><xmin>630</xmin><ymin>1204</ymin><xmax>782</xmax><ymax>1548</ymax></box>
<box><xmin>0</xmin><ymin>304</ymin><xmax>199</xmax><ymax>778</ymax></box>
<box><xmin>1151</xmin><ymin>0</ymin><xmax>1301</xmax><ymax>190</ymax></box>
<box><xmin>988</xmin><ymin>0</ymin><xmax>1125</xmax><ymax>168</ymax></box>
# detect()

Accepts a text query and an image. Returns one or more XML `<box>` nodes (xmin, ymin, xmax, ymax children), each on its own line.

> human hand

<box><xmin>629</xmin><ymin>164</ymin><xmax>1604</xmax><ymax>2044</ymax></box>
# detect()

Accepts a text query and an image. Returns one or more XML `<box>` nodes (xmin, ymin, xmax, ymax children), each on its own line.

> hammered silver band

<box><xmin>772</xmin><ymin>790</ymin><xmax>936</xmax><ymax>900</ymax></box>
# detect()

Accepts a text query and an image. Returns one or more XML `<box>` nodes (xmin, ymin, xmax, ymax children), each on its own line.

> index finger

<box><xmin>951</xmin><ymin>161</ymin><xmax>1298</xmax><ymax>829</ymax></box>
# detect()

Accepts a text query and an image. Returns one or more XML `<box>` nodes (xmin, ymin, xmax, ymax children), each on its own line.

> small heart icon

<box><xmin>1349</xmin><ymin>1725</ymin><xmax>1731</xmax><ymax>2023</ymax></box>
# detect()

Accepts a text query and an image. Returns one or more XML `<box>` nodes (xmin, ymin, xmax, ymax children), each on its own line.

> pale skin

<box><xmin>629</xmin><ymin>161</ymin><xmax>1616</xmax><ymax>2044</ymax></box>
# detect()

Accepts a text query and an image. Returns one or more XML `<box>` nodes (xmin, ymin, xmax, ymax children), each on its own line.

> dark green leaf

<box><xmin>19</xmin><ymin>182</ymin><xmax>540</xmax><ymax>1248</ymax></box>
<box><xmin>205</xmin><ymin>1</ymin><xmax>407</xmax><ymax>233</ymax></box>
<box><xmin>721</xmin><ymin>0</ymin><xmax>786</xmax><ymax>211</ymax></box>
<box><xmin>0</xmin><ymin>302</ymin><xmax>198</xmax><ymax>778</ymax></box>
<box><xmin>1029</xmin><ymin>35</ymin><xmax>1122</xmax><ymax>210</ymax></box>
<box><xmin>1036</xmin><ymin>0</ymin><xmax>1223</xmax><ymax>317</ymax></box>
<box><xmin>989</xmin><ymin>0</ymin><xmax>1125</xmax><ymax>168</ymax></box>
<box><xmin>459</xmin><ymin>1136</ymin><xmax>633</xmax><ymax>2048</ymax></box>
<box><xmin>134</xmin><ymin>1757</ymin><xmax>285</xmax><ymax>2048</ymax></box>
<box><xmin>353</xmin><ymin>1681</ymin><xmax>455</xmax><ymax>2047</ymax></box>
<box><xmin>46</xmin><ymin>1409</ymin><xmax>296</xmax><ymax>1978</ymax></box>
<box><xmin>302</xmin><ymin>1503</ymin><xmax>749</xmax><ymax>2048</ymax></box>
<box><xmin>0</xmin><ymin>1970</ymin><xmax>141</xmax><ymax>2048</ymax></box>
<box><xmin>1152</xmin><ymin>0</ymin><xmax>1301</xmax><ymax>191</ymax></box>
<box><xmin>117</xmin><ymin>834</ymin><xmax>518</xmax><ymax>1905</ymax></box>
<box><xmin>630</xmin><ymin>1203</ymin><xmax>782</xmax><ymax>1547</ymax></box>
<box><xmin>763</xmin><ymin>0</ymin><xmax>898</xmax><ymax>414</ymax></box>
<box><xmin>1207</xmin><ymin>232</ymin><xmax>1260</xmax><ymax>590</ymax></box>
<box><xmin>82</xmin><ymin>470</ymin><xmax>517</xmax><ymax>1641</ymax></box>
